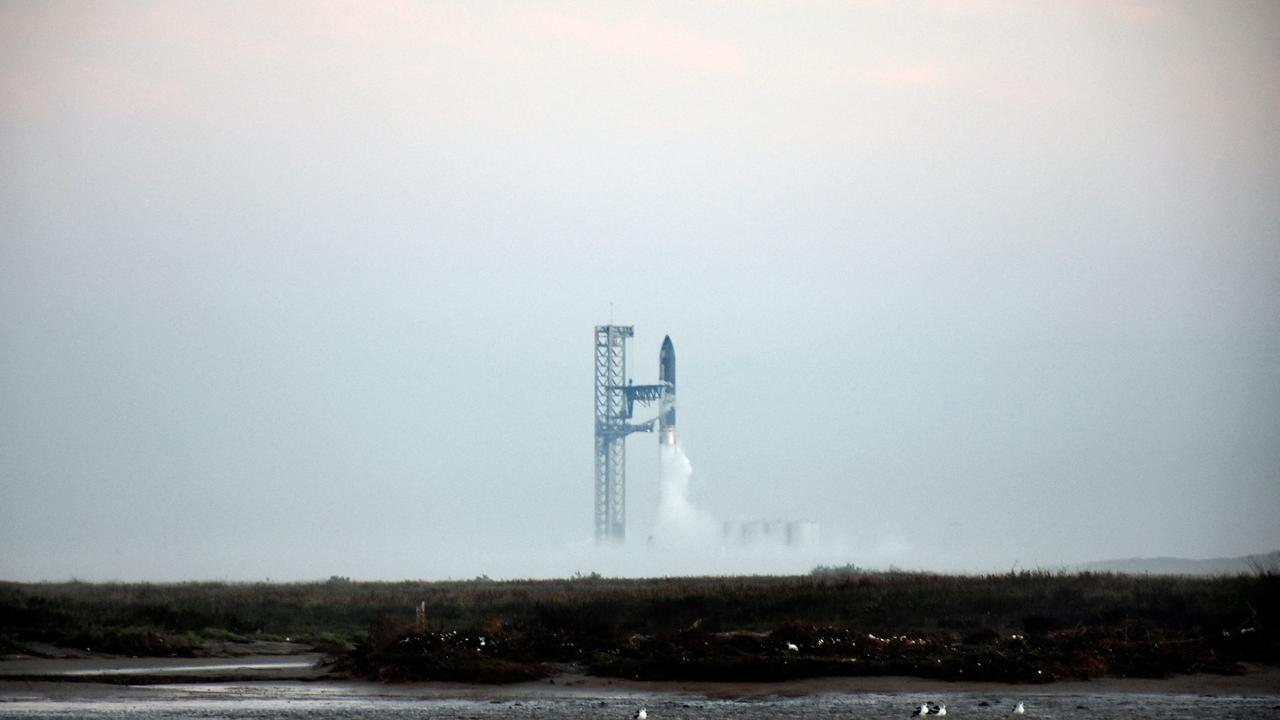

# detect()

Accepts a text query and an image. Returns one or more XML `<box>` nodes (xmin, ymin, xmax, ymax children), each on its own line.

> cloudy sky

<box><xmin>2</xmin><ymin>0</ymin><xmax>1277</xmax><ymax>581</ymax></box>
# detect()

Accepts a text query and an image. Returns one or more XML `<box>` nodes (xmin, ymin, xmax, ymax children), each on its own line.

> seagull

<box><xmin>912</xmin><ymin>704</ymin><xmax>931</xmax><ymax>716</ymax></box>
<box><xmin>1013</xmin><ymin>702</ymin><xmax>1026</xmax><ymax>715</ymax></box>
<box><xmin>786</xmin><ymin>642</ymin><xmax>799</xmax><ymax>652</ymax></box>
<box><xmin>932</xmin><ymin>704</ymin><xmax>947</xmax><ymax>716</ymax></box>
<box><xmin>634</xmin><ymin>709</ymin><xmax>647</xmax><ymax>720</ymax></box>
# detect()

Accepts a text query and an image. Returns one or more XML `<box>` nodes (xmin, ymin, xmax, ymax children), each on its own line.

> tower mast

<box><xmin>593</xmin><ymin>325</ymin><xmax>665</xmax><ymax>542</ymax></box>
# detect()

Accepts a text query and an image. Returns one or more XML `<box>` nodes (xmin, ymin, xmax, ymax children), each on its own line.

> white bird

<box><xmin>933</xmin><ymin>705</ymin><xmax>947</xmax><ymax>716</ymax></box>
<box><xmin>1013</xmin><ymin>701</ymin><xmax>1026</xmax><ymax>715</ymax></box>
<box><xmin>786</xmin><ymin>642</ymin><xmax>799</xmax><ymax>652</ymax></box>
<box><xmin>912</xmin><ymin>704</ymin><xmax>931</xmax><ymax>716</ymax></box>
<box><xmin>634</xmin><ymin>709</ymin><xmax>647</xmax><ymax>720</ymax></box>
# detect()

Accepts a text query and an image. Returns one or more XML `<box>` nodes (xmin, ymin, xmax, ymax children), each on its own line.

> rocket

<box><xmin>659</xmin><ymin>335</ymin><xmax>676</xmax><ymax>448</ymax></box>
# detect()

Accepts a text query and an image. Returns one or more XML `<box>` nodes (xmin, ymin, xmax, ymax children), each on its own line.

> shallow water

<box><xmin>1</xmin><ymin>683</ymin><xmax>1277</xmax><ymax>719</ymax></box>
<box><xmin>0</xmin><ymin>657</ymin><xmax>323</xmax><ymax>679</ymax></box>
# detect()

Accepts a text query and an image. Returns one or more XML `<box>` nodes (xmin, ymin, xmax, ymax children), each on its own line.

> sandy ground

<box><xmin>0</xmin><ymin>656</ymin><xmax>1276</xmax><ymax>700</ymax></box>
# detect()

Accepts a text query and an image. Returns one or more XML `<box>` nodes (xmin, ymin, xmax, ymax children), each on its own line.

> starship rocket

<box><xmin>659</xmin><ymin>335</ymin><xmax>676</xmax><ymax>448</ymax></box>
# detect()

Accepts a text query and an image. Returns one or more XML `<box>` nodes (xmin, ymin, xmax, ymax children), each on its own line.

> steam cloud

<box><xmin>650</xmin><ymin>443</ymin><xmax>718</xmax><ymax>548</ymax></box>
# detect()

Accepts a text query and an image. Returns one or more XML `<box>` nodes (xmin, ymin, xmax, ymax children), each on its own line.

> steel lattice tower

<box><xmin>594</xmin><ymin>325</ymin><xmax>664</xmax><ymax>543</ymax></box>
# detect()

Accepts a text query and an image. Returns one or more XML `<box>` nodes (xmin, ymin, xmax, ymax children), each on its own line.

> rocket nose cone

<box><xmin>659</xmin><ymin>335</ymin><xmax>675</xmax><ymax>386</ymax></box>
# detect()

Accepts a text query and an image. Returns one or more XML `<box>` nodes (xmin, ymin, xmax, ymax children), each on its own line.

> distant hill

<box><xmin>1075</xmin><ymin>550</ymin><xmax>1280</xmax><ymax>576</ymax></box>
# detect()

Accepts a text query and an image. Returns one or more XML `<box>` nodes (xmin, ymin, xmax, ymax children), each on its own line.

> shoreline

<box><xmin>1</xmin><ymin>657</ymin><xmax>1277</xmax><ymax>699</ymax></box>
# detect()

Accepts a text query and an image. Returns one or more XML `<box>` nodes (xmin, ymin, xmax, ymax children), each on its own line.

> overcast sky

<box><xmin>2</xmin><ymin>0</ymin><xmax>1278</xmax><ymax>581</ymax></box>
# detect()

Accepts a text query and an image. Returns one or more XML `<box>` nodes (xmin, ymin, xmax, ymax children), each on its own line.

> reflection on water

<box><xmin>0</xmin><ymin>685</ymin><xmax>1276</xmax><ymax>719</ymax></box>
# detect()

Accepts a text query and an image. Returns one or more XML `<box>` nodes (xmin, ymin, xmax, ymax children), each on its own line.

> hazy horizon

<box><xmin>2</xmin><ymin>0</ymin><xmax>1278</xmax><ymax>582</ymax></box>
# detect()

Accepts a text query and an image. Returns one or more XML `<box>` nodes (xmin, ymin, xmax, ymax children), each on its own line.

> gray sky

<box><xmin>2</xmin><ymin>0</ymin><xmax>1278</xmax><ymax>581</ymax></box>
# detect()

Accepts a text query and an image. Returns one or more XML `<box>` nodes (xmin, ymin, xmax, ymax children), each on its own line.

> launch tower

<box><xmin>593</xmin><ymin>325</ymin><xmax>666</xmax><ymax>543</ymax></box>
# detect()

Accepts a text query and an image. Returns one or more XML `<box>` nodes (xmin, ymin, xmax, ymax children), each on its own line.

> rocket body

<box><xmin>659</xmin><ymin>336</ymin><xmax>676</xmax><ymax>448</ymax></box>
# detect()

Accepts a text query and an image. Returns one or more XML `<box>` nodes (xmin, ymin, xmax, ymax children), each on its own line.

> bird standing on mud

<box><xmin>634</xmin><ymin>708</ymin><xmax>647</xmax><ymax>720</ymax></box>
<box><xmin>1013</xmin><ymin>701</ymin><xmax>1026</xmax><ymax>714</ymax></box>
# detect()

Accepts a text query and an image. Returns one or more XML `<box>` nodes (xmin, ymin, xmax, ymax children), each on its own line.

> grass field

<box><xmin>2</xmin><ymin>570</ymin><xmax>1275</xmax><ymax>683</ymax></box>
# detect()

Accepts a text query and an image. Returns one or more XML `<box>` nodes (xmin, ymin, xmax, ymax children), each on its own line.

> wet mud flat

<box><xmin>1</xmin><ymin>668</ymin><xmax>1279</xmax><ymax>720</ymax></box>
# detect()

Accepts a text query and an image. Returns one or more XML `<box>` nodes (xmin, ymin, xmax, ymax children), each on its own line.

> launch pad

<box><xmin>593</xmin><ymin>326</ymin><xmax>674</xmax><ymax>543</ymax></box>
<box><xmin>593</xmin><ymin>326</ymin><xmax>818</xmax><ymax>550</ymax></box>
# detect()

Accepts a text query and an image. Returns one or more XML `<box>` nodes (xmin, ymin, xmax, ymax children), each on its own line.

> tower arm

<box><xmin>597</xmin><ymin>418</ymin><xmax>657</xmax><ymax>439</ymax></box>
<box><xmin>622</xmin><ymin>383</ymin><xmax>666</xmax><ymax>418</ymax></box>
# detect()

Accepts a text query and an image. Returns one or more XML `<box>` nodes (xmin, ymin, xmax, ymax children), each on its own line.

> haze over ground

<box><xmin>2</xmin><ymin>1</ymin><xmax>1277</xmax><ymax>581</ymax></box>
